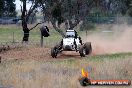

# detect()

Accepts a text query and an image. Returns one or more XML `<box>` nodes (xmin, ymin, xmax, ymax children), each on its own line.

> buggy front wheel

<box><xmin>51</xmin><ymin>47</ymin><xmax>58</xmax><ymax>58</ymax></box>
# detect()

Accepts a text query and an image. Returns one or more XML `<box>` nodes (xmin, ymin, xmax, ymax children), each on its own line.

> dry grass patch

<box><xmin>0</xmin><ymin>52</ymin><xmax>132</xmax><ymax>88</ymax></box>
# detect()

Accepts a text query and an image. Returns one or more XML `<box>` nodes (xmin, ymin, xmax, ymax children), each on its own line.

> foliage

<box><xmin>39</xmin><ymin>0</ymin><xmax>132</xmax><ymax>32</ymax></box>
<box><xmin>0</xmin><ymin>0</ymin><xmax>16</xmax><ymax>17</ymax></box>
<box><xmin>2</xmin><ymin>0</ymin><xmax>132</xmax><ymax>41</ymax></box>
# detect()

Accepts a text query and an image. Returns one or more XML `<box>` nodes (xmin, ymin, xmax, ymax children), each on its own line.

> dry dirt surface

<box><xmin>1</xmin><ymin>47</ymin><xmax>83</xmax><ymax>60</ymax></box>
<box><xmin>1</xmin><ymin>47</ymin><xmax>51</xmax><ymax>60</ymax></box>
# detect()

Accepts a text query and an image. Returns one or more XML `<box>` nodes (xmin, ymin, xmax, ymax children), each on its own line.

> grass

<box><xmin>0</xmin><ymin>25</ymin><xmax>62</xmax><ymax>47</ymax></box>
<box><xmin>0</xmin><ymin>24</ymin><xmax>132</xmax><ymax>88</ymax></box>
<box><xmin>0</xmin><ymin>52</ymin><xmax>132</xmax><ymax>88</ymax></box>
<box><xmin>0</xmin><ymin>24</ymin><xmax>117</xmax><ymax>47</ymax></box>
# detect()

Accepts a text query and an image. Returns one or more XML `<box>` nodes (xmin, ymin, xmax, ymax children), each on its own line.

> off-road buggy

<box><xmin>51</xmin><ymin>30</ymin><xmax>92</xmax><ymax>58</ymax></box>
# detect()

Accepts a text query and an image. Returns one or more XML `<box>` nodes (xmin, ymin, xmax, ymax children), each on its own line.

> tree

<box><xmin>0</xmin><ymin>0</ymin><xmax>4</xmax><ymax>17</ymax></box>
<box><xmin>28</xmin><ymin>11</ymin><xmax>37</xmax><ymax>24</ymax></box>
<box><xmin>20</xmin><ymin>0</ymin><xmax>40</xmax><ymax>42</ymax></box>
<box><xmin>39</xmin><ymin>0</ymin><xmax>65</xmax><ymax>37</ymax></box>
<box><xmin>20</xmin><ymin>0</ymin><xmax>132</xmax><ymax>42</ymax></box>
<box><xmin>0</xmin><ymin>0</ymin><xmax>16</xmax><ymax>17</ymax></box>
<box><xmin>40</xmin><ymin>0</ymin><xmax>132</xmax><ymax>34</ymax></box>
<box><xmin>124</xmin><ymin>0</ymin><xmax>132</xmax><ymax>17</ymax></box>
<box><xmin>39</xmin><ymin>0</ymin><xmax>95</xmax><ymax>37</ymax></box>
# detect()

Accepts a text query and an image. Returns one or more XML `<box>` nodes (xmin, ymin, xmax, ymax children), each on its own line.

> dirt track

<box><xmin>1</xmin><ymin>24</ymin><xmax>132</xmax><ymax>60</ymax></box>
<box><xmin>1</xmin><ymin>47</ymin><xmax>82</xmax><ymax>60</ymax></box>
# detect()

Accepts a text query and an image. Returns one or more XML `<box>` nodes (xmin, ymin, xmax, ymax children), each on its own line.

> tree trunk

<box><xmin>21</xmin><ymin>0</ymin><xmax>30</xmax><ymax>42</ymax></box>
<box><xmin>22</xmin><ymin>24</ymin><xmax>29</xmax><ymax>42</ymax></box>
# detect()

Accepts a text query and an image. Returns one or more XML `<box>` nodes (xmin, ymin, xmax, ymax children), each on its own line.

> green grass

<box><xmin>0</xmin><ymin>25</ymin><xmax>62</xmax><ymax>47</ymax></box>
<box><xmin>43</xmin><ymin>52</ymin><xmax>132</xmax><ymax>67</ymax></box>
<box><xmin>0</xmin><ymin>24</ymin><xmax>117</xmax><ymax>47</ymax></box>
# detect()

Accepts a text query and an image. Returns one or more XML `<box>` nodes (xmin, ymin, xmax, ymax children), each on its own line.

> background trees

<box><xmin>0</xmin><ymin>0</ymin><xmax>16</xmax><ymax>17</ymax></box>
<box><xmin>16</xmin><ymin>0</ymin><xmax>132</xmax><ymax>41</ymax></box>
<box><xmin>0</xmin><ymin>0</ymin><xmax>132</xmax><ymax>42</ymax></box>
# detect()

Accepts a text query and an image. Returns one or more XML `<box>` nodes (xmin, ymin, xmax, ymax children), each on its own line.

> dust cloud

<box><xmin>82</xmin><ymin>24</ymin><xmax>132</xmax><ymax>55</ymax></box>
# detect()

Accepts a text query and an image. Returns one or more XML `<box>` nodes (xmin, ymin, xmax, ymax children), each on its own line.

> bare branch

<box><xmin>51</xmin><ymin>19</ymin><xmax>65</xmax><ymax>37</ymax></box>
<box><xmin>29</xmin><ymin>22</ymin><xmax>45</xmax><ymax>31</ymax></box>
<box><xmin>26</xmin><ymin>1</ymin><xmax>39</xmax><ymax>21</ymax></box>
<box><xmin>20</xmin><ymin>5</ymin><xmax>23</xmax><ymax>13</ymax></box>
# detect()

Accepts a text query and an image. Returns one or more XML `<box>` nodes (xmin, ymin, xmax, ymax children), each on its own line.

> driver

<box><xmin>74</xmin><ymin>30</ymin><xmax>82</xmax><ymax>45</ymax></box>
<box><xmin>74</xmin><ymin>30</ymin><xmax>83</xmax><ymax>52</ymax></box>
